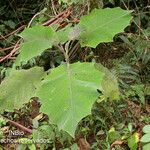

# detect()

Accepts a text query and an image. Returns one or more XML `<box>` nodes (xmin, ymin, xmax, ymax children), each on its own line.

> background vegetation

<box><xmin>0</xmin><ymin>0</ymin><xmax>150</xmax><ymax>150</ymax></box>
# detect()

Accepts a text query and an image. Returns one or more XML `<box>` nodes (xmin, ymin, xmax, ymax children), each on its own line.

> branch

<box><xmin>0</xmin><ymin>115</ymin><xmax>32</xmax><ymax>134</ymax></box>
<box><xmin>0</xmin><ymin>40</ymin><xmax>21</xmax><ymax>62</ymax></box>
<box><xmin>0</xmin><ymin>7</ymin><xmax>72</xmax><ymax>63</ymax></box>
<box><xmin>0</xmin><ymin>25</ymin><xmax>26</xmax><ymax>40</ymax></box>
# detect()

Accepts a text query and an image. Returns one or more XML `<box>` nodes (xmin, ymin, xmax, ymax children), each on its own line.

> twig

<box><xmin>0</xmin><ymin>115</ymin><xmax>32</xmax><ymax>134</ymax></box>
<box><xmin>69</xmin><ymin>41</ymin><xmax>80</xmax><ymax>60</ymax></box>
<box><xmin>0</xmin><ymin>25</ymin><xmax>26</xmax><ymax>40</ymax></box>
<box><xmin>42</xmin><ymin>7</ymin><xmax>72</xmax><ymax>26</ymax></box>
<box><xmin>51</xmin><ymin>0</ymin><xmax>57</xmax><ymax>15</ymax></box>
<box><xmin>28</xmin><ymin>12</ymin><xmax>41</xmax><ymax>28</ymax></box>
<box><xmin>0</xmin><ymin>45</ymin><xmax>19</xmax><ymax>52</ymax></box>
<box><xmin>121</xmin><ymin>0</ymin><xmax>149</xmax><ymax>40</ymax></box>
<box><xmin>0</xmin><ymin>40</ymin><xmax>21</xmax><ymax>62</ymax></box>
<box><xmin>0</xmin><ymin>7</ymin><xmax>72</xmax><ymax>63</ymax></box>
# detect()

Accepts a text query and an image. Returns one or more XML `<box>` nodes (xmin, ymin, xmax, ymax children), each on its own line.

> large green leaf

<box><xmin>0</xmin><ymin>67</ymin><xmax>45</xmax><ymax>112</ymax></box>
<box><xmin>16</xmin><ymin>26</ymin><xmax>56</xmax><ymax>63</ymax></box>
<box><xmin>36</xmin><ymin>62</ymin><xmax>104</xmax><ymax>136</ymax></box>
<box><xmin>78</xmin><ymin>7</ymin><xmax>132</xmax><ymax>48</ymax></box>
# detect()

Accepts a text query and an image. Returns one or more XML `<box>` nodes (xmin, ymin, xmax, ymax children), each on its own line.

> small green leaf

<box><xmin>28</xmin><ymin>144</ymin><xmax>36</xmax><ymax>150</ymax></box>
<box><xmin>143</xmin><ymin>125</ymin><xmax>150</xmax><ymax>134</ymax></box>
<box><xmin>4</xmin><ymin>20</ymin><xmax>16</xmax><ymax>29</ymax></box>
<box><xmin>108</xmin><ymin>127</ymin><xmax>121</xmax><ymax>143</ymax></box>
<box><xmin>37</xmin><ymin>62</ymin><xmax>104</xmax><ymax>136</ymax></box>
<box><xmin>0</xmin><ymin>67</ymin><xmax>45</xmax><ymax>112</ymax></box>
<box><xmin>127</xmin><ymin>133</ymin><xmax>139</xmax><ymax>150</ymax></box>
<box><xmin>141</xmin><ymin>134</ymin><xmax>150</xmax><ymax>143</ymax></box>
<box><xmin>128</xmin><ymin>123</ymin><xmax>133</xmax><ymax>133</ymax></box>
<box><xmin>78</xmin><ymin>7</ymin><xmax>132</xmax><ymax>48</ymax></box>
<box><xmin>0</xmin><ymin>117</ymin><xmax>7</xmax><ymax>127</ymax></box>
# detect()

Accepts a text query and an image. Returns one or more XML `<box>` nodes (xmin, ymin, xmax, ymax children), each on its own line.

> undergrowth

<box><xmin>0</xmin><ymin>0</ymin><xmax>150</xmax><ymax>150</ymax></box>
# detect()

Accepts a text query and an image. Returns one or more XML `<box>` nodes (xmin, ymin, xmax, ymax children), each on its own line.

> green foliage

<box><xmin>13</xmin><ymin>7</ymin><xmax>131</xmax><ymax>136</ymax></box>
<box><xmin>141</xmin><ymin>125</ymin><xmax>150</xmax><ymax>150</ymax></box>
<box><xmin>0</xmin><ymin>117</ymin><xmax>7</xmax><ymax>127</ymax></box>
<box><xmin>16</xmin><ymin>26</ymin><xmax>56</xmax><ymax>63</ymax></box>
<box><xmin>16</xmin><ymin>25</ymin><xmax>72</xmax><ymax>64</ymax></box>
<box><xmin>1</xmin><ymin>0</ymin><xmax>150</xmax><ymax>149</ymax></box>
<box><xmin>16</xmin><ymin>139</ymin><xmax>36</xmax><ymax>150</ymax></box>
<box><xmin>96</xmin><ymin>64</ymin><xmax>120</xmax><ymax>100</ymax></box>
<box><xmin>17</xmin><ymin>7</ymin><xmax>132</xmax><ymax>64</ymax></box>
<box><xmin>0</xmin><ymin>6</ymin><xmax>132</xmax><ymax>141</ymax></box>
<box><xmin>130</xmin><ymin>84</ymin><xmax>145</xmax><ymax>104</ymax></box>
<box><xmin>0</xmin><ymin>130</ymin><xmax>4</xmax><ymax>140</ymax></box>
<box><xmin>141</xmin><ymin>134</ymin><xmax>150</xmax><ymax>143</ymax></box>
<box><xmin>141</xmin><ymin>125</ymin><xmax>150</xmax><ymax>143</ymax></box>
<box><xmin>57</xmin><ymin>25</ymin><xmax>72</xmax><ymax>44</ymax></box>
<box><xmin>111</xmin><ymin>33</ymin><xmax>150</xmax><ymax>105</ymax></box>
<box><xmin>37</xmin><ymin>62</ymin><xmax>104</xmax><ymax>136</ymax></box>
<box><xmin>77</xmin><ymin>7</ymin><xmax>132</xmax><ymax>48</ymax></box>
<box><xmin>0</xmin><ymin>67</ymin><xmax>45</xmax><ymax>111</ymax></box>
<box><xmin>108</xmin><ymin>127</ymin><xmax>121</xmax><ymax>143</ymax></box>
<box><xmin>143</xmin><ymin>143</ymin><xmax>150</xmax><ymax>150</ymax></box>
<box><xmin>127</xmin><ymin>133</ymin><xmax>139</xmax><ymax>150</ymax></box>
<box><xmin>28</xmin><ymin>144</ymin><xmax>36</xmax><ymax>150</ymax></box>
<box><xmin>145</xmin><ymin>85</ymin><xmax>150</xmax><ymax>96</ymax></box>
<box><xmin>32</xmin><ymin>124</ymin><xmax>55</xmax><ymax>142</ymax></box>
<box><xmin>70</xmin><ymin>144</ymin><xmax>78</xmax><ymax>150</ymax></box>
<box><xmin>143</xmin><ymin>125</ymin><xmax>150</xmax><ymax>133</ymax></box>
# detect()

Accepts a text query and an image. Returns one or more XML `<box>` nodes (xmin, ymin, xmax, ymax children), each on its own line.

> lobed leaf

<box><xmin>36</xmin><ymin>62</ymin><xmax>104</xmax><ymax>136</ymax></box>
<box><xmin>16</xmin><ymin>26</ymin><xmax>56</xmax><ymax>64</ymax></box>
<box><xmin>78</xmin><ymin>7</ymin><xmax>132</xmax><ymax>48</ymax></box>
<box><xmin>16</xmin><ymin>25</ymin><xmax>72</xmax><ymax>64</ymax></box>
